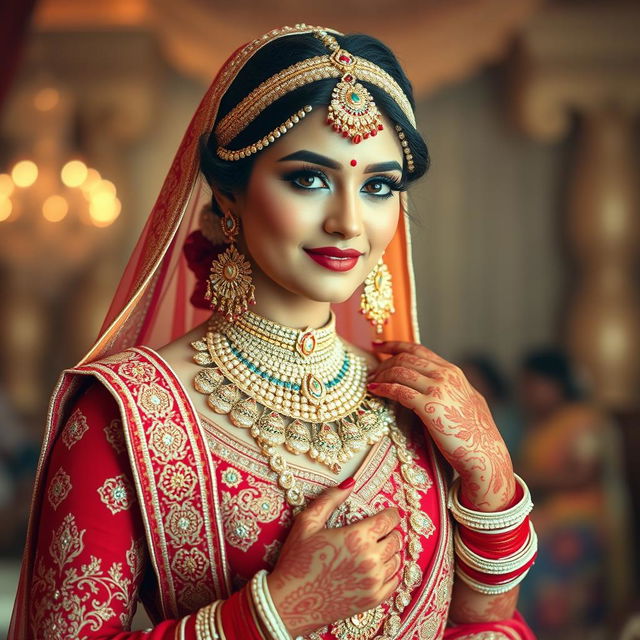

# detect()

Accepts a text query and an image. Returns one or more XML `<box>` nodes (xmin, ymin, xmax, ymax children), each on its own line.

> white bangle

<box><xmin>447</xmin><ymin>474</ymin><xmax>533</xmax><ymax>532</ymax></box>
<box><xmin>250</xmin><ymin>569</ymin><xmax>294</xmax><ymax>640</ymax></box>
<box><xmin>455</xmin><ymin>563</ymin><xmax>532</xmax><ymax>595</ymax></box>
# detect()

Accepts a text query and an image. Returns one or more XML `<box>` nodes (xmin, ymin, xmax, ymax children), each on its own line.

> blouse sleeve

<box><xmin>28</xmin><ymin>380</ymin><xmax>199</xmax><ymax>639</ymax></box>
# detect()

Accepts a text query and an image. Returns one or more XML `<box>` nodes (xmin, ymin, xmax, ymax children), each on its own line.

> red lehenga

<box><xmin>9</xmin><ymin>24</ymin><xmax>534</xmax><ymax>640</ymax></box>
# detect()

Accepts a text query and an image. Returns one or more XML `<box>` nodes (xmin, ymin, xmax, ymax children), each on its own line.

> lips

<box><xmin>304</xmin><ymin>246</ymin><xmax>363</xmax><ymax>272</ymax></box>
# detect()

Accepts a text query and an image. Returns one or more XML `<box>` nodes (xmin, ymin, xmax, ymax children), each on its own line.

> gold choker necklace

<box><xmin>191</xmin><ymin>310</ymin><xmax>390</xmax><ymax>475</ymax></box>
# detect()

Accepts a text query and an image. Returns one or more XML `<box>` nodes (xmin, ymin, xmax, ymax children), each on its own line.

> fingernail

<box><xmin>367</xmin><ymin>382</ymin><xmax>379</xmax><ymax>390</ymax></box>
<box><xmin>338</xmin><ymin>476</ymin><xmax>356</xmax><ymax>489</ymax></box>
<box><xmin>372</xmin><ymin>339</ymin><xmax>385</xmax><ymax>345</ymax></box>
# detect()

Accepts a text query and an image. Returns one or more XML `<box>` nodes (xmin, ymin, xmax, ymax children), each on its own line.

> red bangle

<box><xmin>220</xmin><ymin>585</ymin><xmax>264</xmax><ymax>640</ymax></box>
<box><xmin>459</xmin><ymin>518</ymin><xmax>530</xmax><ymax>558</ymax></box>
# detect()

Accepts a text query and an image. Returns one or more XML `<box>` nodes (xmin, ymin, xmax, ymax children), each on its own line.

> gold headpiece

<box><xmin>215</xmin><ymin>27</ymin><xmax>415</xmax><ymax>172</ymax></box>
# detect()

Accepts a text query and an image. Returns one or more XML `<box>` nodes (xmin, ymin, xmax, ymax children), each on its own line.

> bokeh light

<box><xmin>42</xmin><ymin>195</ymin><xmax>69</xmax><ymax>222</ymax></box>
<box><xmin>11</xmin><ymin>160</ymin><xmax>38</xmax><ymax>188</ymax></box>
<box><xmin>85</xmin><ymin>178</ymin><xmax>116</xmax><ymax>199</ymax></box>
<box><xmin>89</xmin><ymin>194</ymin><xmax>121</xmax><ymax>227</ymax></box>
<box><xmin>0</xmin><ymin>197</ymin><xmax>12</xmax><ymax>222</ymax></box>
<box><xmin>0</xmin><ymin>174</ymin><xmax>14</xmax><ymax>197</ymax></box>
<box><xmin>61</xmin><ymin>160</ymin><xmax>88</xmax><ymax>188</ymax></box>
<box><xmin>34</xmin><ymin>88</ymin><xmax>60</xmax><ymax>112</ymax></box>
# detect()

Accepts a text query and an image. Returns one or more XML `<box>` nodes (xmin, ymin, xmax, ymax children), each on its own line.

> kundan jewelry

<box><xmin>214</xmin><ymin>26</ymin><xmax>416</xmax><ymax>169</ymax></box>
<box><xmin>192</xmin><ymin>308</ymin><xmax>435</xmax><ymax>640</ymax></box>
<box><xmin>205</xmin><ymin>209</ymin><xmax>256</xmax><ymax>321</ymax></box>
<box><xmin>360</xmin><ymin>256</ymin><xmax>395</xmax><ymax>334</ymax></box>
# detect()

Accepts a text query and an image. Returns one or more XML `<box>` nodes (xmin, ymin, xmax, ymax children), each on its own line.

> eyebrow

<box><xmin>277</xmin><ymin>150</ymin><xmax>402</xmax><ymax>174</ymax></box>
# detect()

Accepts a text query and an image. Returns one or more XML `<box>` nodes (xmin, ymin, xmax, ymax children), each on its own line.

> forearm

<box><xmin>448</xmin><ymin>581</ymin><xmax>519</xmax><ymax>624</ymax></box>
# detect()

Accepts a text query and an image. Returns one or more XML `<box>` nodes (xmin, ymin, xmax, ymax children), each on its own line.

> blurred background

<box><xmin>0</xmin><ymin>1</ymin><xmax>639</xmax><ymax>638</ymax></box>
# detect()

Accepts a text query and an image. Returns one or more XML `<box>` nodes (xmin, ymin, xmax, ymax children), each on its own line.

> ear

<box><xmin>211</xmin><ymin>185</ymin><xmax>236</xmax><ymax>217</ymax></box>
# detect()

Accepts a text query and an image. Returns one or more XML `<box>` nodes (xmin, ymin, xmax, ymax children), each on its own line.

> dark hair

<box><xmin>520</xmin><ymin>347</ymin><xmax>583</xmax><ymax>401</ymax></box>
<box><xmin>199</xmin><ymin>31</ymin><xmax>429</xmax><ymax>216</ymax></box>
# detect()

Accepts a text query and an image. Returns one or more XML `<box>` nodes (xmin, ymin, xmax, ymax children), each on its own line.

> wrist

<box><xmin>460</xmin><ymin>470</ymin><xmax>517</xmax><ymax>513</ymax></box>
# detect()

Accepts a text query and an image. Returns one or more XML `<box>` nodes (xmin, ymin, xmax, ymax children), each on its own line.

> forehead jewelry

<box><xmin>215</xmin><ymin>27</ymin><xmax>415</xmax><ymax>171</ymax></box>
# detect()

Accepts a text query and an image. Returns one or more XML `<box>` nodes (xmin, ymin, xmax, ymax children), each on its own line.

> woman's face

<box><xmin>227</xmin><ymin>108</ymin><xmax>405</xmax><ymax>307</ymax></box>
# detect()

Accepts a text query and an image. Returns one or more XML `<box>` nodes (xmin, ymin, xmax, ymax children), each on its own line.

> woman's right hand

<box><xmin>266</xmin><ymin>478</ymin><xmax>404</xmax><ymax>638</ymax></box>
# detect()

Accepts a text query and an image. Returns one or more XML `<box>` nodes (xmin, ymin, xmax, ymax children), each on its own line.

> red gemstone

<box><xmin>353</xmin><ymin>134</ymin><xmax>362</xmax><ymax>144</ymax></box>
<box><xmin>342</xmin><ymin>131</ymin><xmax>349</xmax><ymax>138</ymax></box>
<box><xmin>333</xmin><ymin>124</ymin><xmax>340</xmax><ymax>132</ymax></box>
<box><xmin>344</xmin><ymin>74</ymin><xmax>353</xmax><ymax>82</ymax></box>
<box><xmin>371</xmin><ymin>129</ymin><xmax>377</xmax><ymax>137</ymax></box>
<box><xmin>326</xmin><ymin>118</ymin><xmax>332</xmax><ymax>125</ymax></box>
<box><xmin>378</xmin><ymin>124</ymin><xmax>384</xmax><ymax>130</ymax></box>
<box><xmin>363</xmin><ymin>133</ymin><xmax>369</xmax><ymax>139</ymax></box>
<box><xmin>339</xmin><ymin>54</ymin><xmax>351</xmax><ymax>63</ymax></box>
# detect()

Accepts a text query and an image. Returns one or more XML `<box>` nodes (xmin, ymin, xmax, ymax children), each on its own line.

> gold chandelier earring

<box><xmin>205</xmin><ymin>209</ymin><xmax>256</xmax><ymax>322</ymax></box>
<box><xmin>360</xmin><ymin>255</ymin><xmax>395</xmax><ymax>334</ymax></box>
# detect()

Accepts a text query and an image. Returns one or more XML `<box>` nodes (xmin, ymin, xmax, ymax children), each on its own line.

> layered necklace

<box><xmin>191</xmin><ymin>310</ymin><xmax>434</xmax><ymax>639</ymax></box>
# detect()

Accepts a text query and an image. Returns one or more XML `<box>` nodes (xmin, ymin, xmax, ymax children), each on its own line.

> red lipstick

<box><xmin>304</xmin><ymin>246</ymin><xmax>363</xmax><ymax>272</ymax></box>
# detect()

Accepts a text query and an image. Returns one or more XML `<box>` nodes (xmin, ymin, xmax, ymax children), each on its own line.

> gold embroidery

<box><xmin>31</xmin><ymin>514</ymin><xmax>144</xmax><ymax>639</ymax></box>
<box><xmin>221</xmin><ymin>476</ymin><xmax>286</xmax><ymax>552</ymax></box>
<box><xmin>148</xmin><ymin>420</ymin><xmax>187</xmax><ymax>462</ymax></box>
<box><xmin>158</xmin><ymin>461</ymin><xmax>197</xmax><ymax>500</ymax></box>
<box><xmin>118</xmin><ymin>361</ymin><xmax>156</xmax><ymax>383</ymax></box>
<box><xmin>166</xmin><ymin>501</ymin><xmax>204</xmax><ymax>545</ymax></box>
<box><xmin>138</xmin><ymin>382</ymin><xmax>173</xmax><ymax>417</ymax></box>
<box><xmin>100</xmin><ymin>351</ymin><xmax>135</xmax><ymax>364</ymax></box>
<box><xmin>178</xmin><ymin>581</ymin><xmax>215</xmax><ymax>612</ymax></box>
<box><xmin>220</xmin><ymin>466</ymin><xmax>243</xmax><ymax>488</ymax></box>
<box><xmin>97</xmin><ymin>474</ymin><xmax>137</xmax><ymax>514</ymax></box>
<box><xmin>171</xmin><ymin>547</ymin><xmax>211</xmax><ymax>581</ymax></box>
<box><xmin>47</xmin><ymin>468</ymin><xmax>72</xmax><ymax>510</ymax></box>
<box><xmin>61</xmin><ymin>409</ymin><xmax>89</xmax><ymax>449</ymax></box>
<box><xmin>104</xmin><ymin>418</ymin><xmax>126</xmax><ymax>455</ymax></box>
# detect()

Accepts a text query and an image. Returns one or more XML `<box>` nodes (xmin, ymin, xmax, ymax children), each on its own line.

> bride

<box><xmin>9</xmin><ymin>24</ymin><xmax>536</xmax><ymax>639</ymax></box>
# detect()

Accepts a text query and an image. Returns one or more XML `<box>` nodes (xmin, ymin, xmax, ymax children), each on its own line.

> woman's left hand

<box><xmin>367</xmin><ymin>340</ymin><xmax>516</xmax><ymax>511</ymax></box>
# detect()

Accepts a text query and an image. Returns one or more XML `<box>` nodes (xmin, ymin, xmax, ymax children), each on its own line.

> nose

<box><xmin>322</xmin><ymin>185</ymin><xmax>364</xmax><ymax>239</ymax></box>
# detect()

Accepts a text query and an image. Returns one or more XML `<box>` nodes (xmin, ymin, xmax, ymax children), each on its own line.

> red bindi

<box><xmin>350</xmin><ymin>159</ymin><xmax>357</xmax><ymax>167</ymax></box>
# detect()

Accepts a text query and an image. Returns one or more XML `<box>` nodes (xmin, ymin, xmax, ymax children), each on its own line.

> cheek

<box><xmin>244</xmin><ymin>178</ymin><xmax>313</xmax><ymax>243</ymax></box>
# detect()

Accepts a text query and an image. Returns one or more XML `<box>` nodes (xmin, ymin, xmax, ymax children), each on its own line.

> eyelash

<box><xmin>283</xmin><ymin>164</ymin><xmax>406</xmax><ymax>199</ymax></box>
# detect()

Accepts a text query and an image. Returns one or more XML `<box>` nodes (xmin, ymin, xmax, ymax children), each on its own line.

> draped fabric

<box><xmin>10</xmin><ymin>24</ymin><xmax>534</xmax><ymax>639</ymax></box>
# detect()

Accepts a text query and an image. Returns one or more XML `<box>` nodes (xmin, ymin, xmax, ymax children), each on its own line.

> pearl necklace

<box><xmin>192</xmin><ymin>311</ymin><xmax>389</xmax><ymax>473</ymax></box>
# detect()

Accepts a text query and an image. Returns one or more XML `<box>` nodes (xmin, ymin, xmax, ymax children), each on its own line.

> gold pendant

<box><xmin>360</xmin><ymin>257</ymin><xmax>395</xmax><ymax>334</ymax></box>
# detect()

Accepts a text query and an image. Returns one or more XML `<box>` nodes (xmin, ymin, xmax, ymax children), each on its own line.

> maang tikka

<box><xmin>205</xmin><ymin>209</ymin><xmax>256</xmax><ymax>322</ymax></box>
<box><xmin>360</xmin><ymin>254</ymin><xmax>395</xmax><ymax>334</ymax></box>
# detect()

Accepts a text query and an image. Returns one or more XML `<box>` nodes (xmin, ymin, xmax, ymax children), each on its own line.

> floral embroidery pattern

<box><xmin>158</xmin><ymin>461</ymin><xmax>197</xmax><ymax>500</ymax></box>
<box><xmin>166</xmin><ymin>501</ymin><xmax>204</xmax><ymax>545</ymax></box>
<box><xmin>97</xmin><ymin>474</ymin><xmax>136</xmax><ymax>514</ymax></box>
<box><xmin>119</xmin><ymin>361</ymin><xmax>156</xmax><ymax>383</ymax></box>
<box><xmin>61</xmin><ymin>409</ymin><xmax>89</xmax><ymax>449</ymax></box>
<box><xmin>221</xmin><ymin>475</ymin><xmax>286</xmax><ymax>552</ymax></box>
<box><xmin>138</xmin><ymin>382</ymin><xmax>173</xmax><ymax>417</ymax></box>
<box><xmin>148</xmin><ymin>421</ymin><xmax>187</xmax><ymax>462</ymax></box>
<box><xmin>221</xmin><ymin>466</ymin><xmax>243</xmax><ymax>488</ymax></box>
<box><xmin>104</xmin><ymin>419</ymin><xmax>126</xmax><ymax>455</ymax></box>
<box><xmin>31</xmin><ymin>513</ymin><xmax>145</xmax><ymax>639</ymax></box>
<box><xmin>47</xmin><ymin>468</ymin><xmax>72</xmax><ymax>510</ymax></box>
<box><xmin>171</xmin><ymin>547</ymin><xmax>210</xmax><ymax>581</ymax></box>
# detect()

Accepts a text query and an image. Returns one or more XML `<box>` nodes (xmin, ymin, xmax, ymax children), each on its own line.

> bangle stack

<box><xmin>447</xmin><ymin>474</ymin><xmax>538</xmax><ymax>595</ymax></box>
<box><xmin>250</xmin><ymin>569</ymin><xmax>302</xmax><ymax>640</ymax></box>
<box><xmin>195</xmin><ymin>600</ymin><xmax>223</xmax><ymax>640</ymax></box>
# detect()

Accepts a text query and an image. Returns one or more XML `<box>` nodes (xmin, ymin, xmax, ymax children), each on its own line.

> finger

<box><xmin>367</xmin><ymin>352</ymin><xmax>442</xmax><ymax>382</ymax></box>
<box><xmin>348</xmin><ymin>506</ymin><xmax>400</xmax><ymax>541</ymax></box>
<box><xmin>298</xmin><ymin>477</ymin><xmax>356</xmax><ymax>533</ymax></box>
<box><xmin>378</xmin><ymin>528</ymin><xmax>403</xmax><ymax>562</ymax></box>
<box><xmin>369</xmin><ymin>366</ymin><xmax>433</xmax><ymax>393</ymax></box>
<box><xmin>382</xmin><ymin>552</ymin><xmax>402</xmax><ymax>583</ymax></box>
<box><xmin>372</xmin><ymin>340</ymin><xmax>451</xmax><ymax>367</ymax></box>
<box><xmin>366</xmin><ymin>381</ymin><xmax>424</xmax><ymax>413</ymax></box>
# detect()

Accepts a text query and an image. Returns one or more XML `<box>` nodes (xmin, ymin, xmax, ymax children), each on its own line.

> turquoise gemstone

<box><xmin>351</xmin><ymin>92</ymin><xmax>360</xmax><ymax>103</ymax></box>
